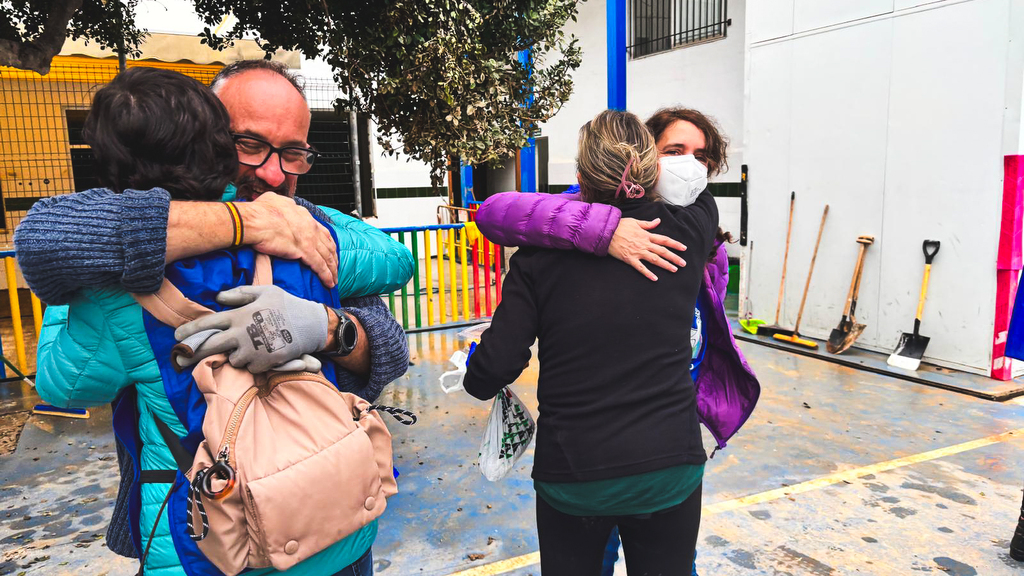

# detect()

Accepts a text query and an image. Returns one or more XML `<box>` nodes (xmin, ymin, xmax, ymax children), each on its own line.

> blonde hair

<box><xmin>576</xmin><ymin>110</ymin><xmax>660</xmax><ymax>205</ymax></box>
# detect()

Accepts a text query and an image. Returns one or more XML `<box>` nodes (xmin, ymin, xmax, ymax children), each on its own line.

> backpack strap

<box><xmin>131</xmin><ymin>253</ymin><xmax>273</xmax><ymax>328</ymax></box>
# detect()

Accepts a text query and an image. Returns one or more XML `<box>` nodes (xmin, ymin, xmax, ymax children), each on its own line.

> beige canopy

<box><xmin>59</xmin><ymin>32</ymin><xmax>301</xmax><ymax>68</ymax></box>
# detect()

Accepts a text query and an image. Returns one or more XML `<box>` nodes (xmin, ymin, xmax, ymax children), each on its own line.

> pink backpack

<box><xmin>134</xmin><ymin>254</ymin><xmax>413</xmax><ymax>575</ymax></box>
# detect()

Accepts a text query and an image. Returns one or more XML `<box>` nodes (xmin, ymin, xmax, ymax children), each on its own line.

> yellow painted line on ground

<box><xmin>445</xmin><ymin>552</ymin><xmax>541</xmax><ymax>576</ymax></box>
<box><xmin>702</xmin><ymin>427</ymin><xmax>1024</xmax><ymax>514</ymax></box>
<box><xmin>442</xmin><ymin>427</ymin><xmax>1024</xmax><ymax>576</ymax></box>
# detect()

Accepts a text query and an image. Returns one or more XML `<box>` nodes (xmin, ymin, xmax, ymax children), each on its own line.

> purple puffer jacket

<box><xmin>475</xmin><ymin>191</ymin><xmax>760</xmax><ymax>451</ymax></box>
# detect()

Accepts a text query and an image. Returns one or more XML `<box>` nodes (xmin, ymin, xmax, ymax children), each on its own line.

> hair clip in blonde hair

<box><xmin>615</xmin><ymin>156</ymin><xmax>645</xmax><ymax>199</ymax></box>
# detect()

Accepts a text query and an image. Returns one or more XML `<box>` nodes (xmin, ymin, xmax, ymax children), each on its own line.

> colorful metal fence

<box><xmin>380</xmin><ymin>224</ymin><xmax>503</xmax><ymax>330</ymax></box>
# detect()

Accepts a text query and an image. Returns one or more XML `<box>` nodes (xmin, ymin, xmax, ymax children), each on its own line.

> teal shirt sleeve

<box><xmin>317</xmin><ymin>205</ymin><xmax>414</xmax><ymax>297</ymax></box>
<box><xmin>35</xmin><ymin>289</ymin><xmax>141</xmax><ymax>408</ymax></box>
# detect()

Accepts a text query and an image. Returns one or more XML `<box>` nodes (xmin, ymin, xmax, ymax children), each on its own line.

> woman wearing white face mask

<box><xmin>474</xmin><ymin>107</ymin><xmax>760</xmax><ymax>576</ymax></box>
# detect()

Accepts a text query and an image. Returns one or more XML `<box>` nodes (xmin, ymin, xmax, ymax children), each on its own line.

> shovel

<box><xmin>887</xmin><ymin>240</ymin><xmax>941</xmax><ymax>371</ymax></box>
<box><xmin>827</xmin><ymin>235</ymin><xmax>874</xmax><ymax>354</ymax></box>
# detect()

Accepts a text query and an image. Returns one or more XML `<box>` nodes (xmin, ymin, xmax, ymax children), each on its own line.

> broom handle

<box><xmin>793</xmin><ymin>205</ymin><xmax>829</xmax><ymax>333</ymax></box>
<box><xmin>775</xmin><ymin>192</ymin><xmax>796</xmax><ymax>324</ymax></box>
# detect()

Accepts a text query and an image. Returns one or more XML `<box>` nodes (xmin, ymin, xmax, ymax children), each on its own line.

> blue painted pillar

<box><xmin>518</xmin><ymin>49</ymin><xmax>537</xmax><ymax>193</ymax></box>
<box><xmin>460</xmin><ymin>161</ymin><xmax>475</xmax><ymax>207</ymax></box>
<box><xmin>607</xmin><ymin>0</ymin><xmax>627</xmax><ymax>110</ymax></box>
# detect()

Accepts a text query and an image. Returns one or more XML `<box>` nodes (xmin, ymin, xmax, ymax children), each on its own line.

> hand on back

<box><xmin>608</xmin><ymin>218</ymin><xmax>688</xmax><ymax>281</ymax></box>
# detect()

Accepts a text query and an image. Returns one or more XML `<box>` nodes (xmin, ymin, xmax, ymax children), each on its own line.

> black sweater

<box><xmin>464</xmin><ymin>191</ymin><xmax>719</xmax><ymax>482</ymax></box>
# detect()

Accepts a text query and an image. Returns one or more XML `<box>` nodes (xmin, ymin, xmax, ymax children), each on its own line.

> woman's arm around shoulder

<box><xmin>14</xmin><ymin>189</ymin><xmax>171</xmax><ymax>305</ymax></box>
<box><xmin>475</xmin><ymin>192</ymin><xmax>688</xmax><ymax>281</ymax></box>
<box><xmin>474</xmin><ymin>192</ymin><xmax>621</xmax><ymax>255</ymax></box>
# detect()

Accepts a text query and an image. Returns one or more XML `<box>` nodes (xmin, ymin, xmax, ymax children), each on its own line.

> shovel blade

<box><xmin>827</xmin><ymin>323</ymin><xmax>865</xmax><ymax>355</ymax></box>
<box><xmin>887</xmin><ymin>332</ymin><xmax>930</xmax><ymax>371</ymax></box>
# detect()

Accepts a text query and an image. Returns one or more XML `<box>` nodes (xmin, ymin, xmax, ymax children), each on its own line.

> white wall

<box><xmin>744</xmin><ymin>0</ymin><xmax>1018</xmax><ymax>374</ymax></box>
<box><xmin>366</xmin><ymin>197</ymin><xmax>448</xmax><ymax>230</ymax></box>
<box><xmin>537</xmin><ymin>2</ymin><xmax>610</xmax><ymax>188</ymax></box>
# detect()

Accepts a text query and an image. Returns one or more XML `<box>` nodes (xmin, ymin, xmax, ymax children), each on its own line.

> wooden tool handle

<box><xmin>793</xmin><ymin>204</ymin><xmax>829</xmax><ymax>333</ymax></box>
<box><xmin>850</xmin><ymin>236</ymin><xmax>874</xmax><ymax>304</ymax></box>
<box><xmin>775</xmin><ymin>191</ymin><xmax>796</xmax><ymax>324</ymax></box>
<box><xmin>841</xmin><ymin>243</ymin><xmax>867</xmax><ymax>317</ymax></box>
<box><xmin>916</xmin><ymin>264</ymin><xmax>931</xmax><ymax>323</ymax></box>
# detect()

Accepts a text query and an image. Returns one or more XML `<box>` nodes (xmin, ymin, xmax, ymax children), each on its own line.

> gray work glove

<box><xmin>174</xmin><ymin>285</ymin><xmax>329</xmax><ymax>374</ymax></box>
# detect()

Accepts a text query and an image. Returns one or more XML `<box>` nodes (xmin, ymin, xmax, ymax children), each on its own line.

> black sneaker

<box><xmin>1011</xmin><ymin>517</ymin><xmax>1024</xmax><ymax>561</ymax></box>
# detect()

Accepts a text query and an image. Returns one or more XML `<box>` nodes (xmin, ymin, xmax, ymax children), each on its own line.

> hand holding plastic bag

<box><xmin>479</xmin><ymin>387</ymin><xmax>535</xmax><ymax>481</ymax></box>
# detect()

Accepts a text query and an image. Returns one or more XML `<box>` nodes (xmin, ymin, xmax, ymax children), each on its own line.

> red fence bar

<box><xmin>493</xmin><ymin>243</ymin><xmax>502</xmax><ymax>306</ymax></box>
<box><xmin>483</xmin><ymin>238</ymin><xmax>493</xmax><ymax>316</ymax></box>
<box><xmin>473</xmin><ymin>240</ymin><xmax>482</xmax><ymax>318</ymax></box>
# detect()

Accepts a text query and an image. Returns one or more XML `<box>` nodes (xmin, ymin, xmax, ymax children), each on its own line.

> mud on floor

<box><xmin>0</xmin><ymin>411</ymin><xmax>29</xmax><ymax>456</ymax></box>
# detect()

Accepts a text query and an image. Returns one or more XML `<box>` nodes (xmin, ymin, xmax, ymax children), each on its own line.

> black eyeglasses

<box><xmin>231</xmin><ymin>134</ymin><xmax>319</xmax><ymax>175</ymax></box>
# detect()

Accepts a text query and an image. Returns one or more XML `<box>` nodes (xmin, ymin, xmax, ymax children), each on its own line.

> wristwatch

<box><xmin>329</xmin><ymin>308</ymin><xmax>358</xmax><ymax>357</ymax></box>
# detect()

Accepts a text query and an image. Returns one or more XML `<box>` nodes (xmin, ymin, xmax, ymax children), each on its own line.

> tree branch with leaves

<box><xmin>4</xmin><ymin>0</ymin><xmax>583</xmax><ymax>184</ymax></box>
<box><xmin>1</xmin><ymin>0</ymin><xmax>144</xmax><ymax>74</ymax></box>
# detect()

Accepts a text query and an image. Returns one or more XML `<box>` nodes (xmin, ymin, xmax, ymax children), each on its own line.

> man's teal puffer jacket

<box><xmin>35</xmin><ymin>206</ymin><xmax>413</xmax><ymax>576</ymax></box>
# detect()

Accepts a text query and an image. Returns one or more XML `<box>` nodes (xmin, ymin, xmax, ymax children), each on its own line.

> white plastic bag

<box><xmin>478</xmin><ymin>387</ymin><xmax>536</xmax><ymax>481</ymax></box>
<box><xmin>439</xmin><ymin>350</ymin><xmax>469</xmax><ymax>394</ymax></box>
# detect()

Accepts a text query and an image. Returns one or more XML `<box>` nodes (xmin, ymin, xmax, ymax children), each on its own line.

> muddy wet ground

<box><xmin>2</xmin><ymin>326</ymin><xmax>1024</xmax><ymax>575</ymax></box>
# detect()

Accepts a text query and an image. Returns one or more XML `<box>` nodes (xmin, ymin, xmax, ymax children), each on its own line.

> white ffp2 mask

<box><xmin>653</xmin><ymin>154</ymin><xmax>708</xmax><ymax>207</ymax></box>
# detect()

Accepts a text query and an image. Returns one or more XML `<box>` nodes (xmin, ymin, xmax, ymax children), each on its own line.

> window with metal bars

<box><xmin>628</xmin><ymin>0</ymin><xmax>730</xmax><ymax>59</ymax></box>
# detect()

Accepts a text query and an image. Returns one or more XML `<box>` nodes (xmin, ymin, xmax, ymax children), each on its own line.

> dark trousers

<box><xmin>330</xmin><ymin>547</ymin><xmax>373</xmax><ymax>576</ymax></box>
<box><xmin>537</xmin><ymin>484</ymin><xmax>702</xmax><ymax>576</ymax></box>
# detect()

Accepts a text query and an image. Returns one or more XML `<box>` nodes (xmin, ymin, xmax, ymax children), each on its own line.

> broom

<box><xmin>773</xmin><ymin>205</ymin><xmax>829</xmax><ymax>349</ymax></box>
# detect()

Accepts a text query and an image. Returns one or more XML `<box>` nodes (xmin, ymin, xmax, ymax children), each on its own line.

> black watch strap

<box><xmin>330</xmin><ymin>308</ymin><xmax>358</xmax><ymax>357</ymax></box>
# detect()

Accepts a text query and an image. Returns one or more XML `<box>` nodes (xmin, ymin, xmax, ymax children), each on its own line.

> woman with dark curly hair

<box><xmin>83</xmin><ymin>66</ymin><xmax>238</xmax><ymax>201</ymax></box>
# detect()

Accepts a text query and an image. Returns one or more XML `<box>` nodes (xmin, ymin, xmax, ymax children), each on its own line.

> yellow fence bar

<box><xmin>448</xmin><ymin>229</ymin><xmax>458</xmax><ymax>320</ymax></box>
<box><xmin>30</xmin><ymin>293</ymin><xmax>42</xmax><ymax>340</ymax></box>
<box><xmin>436</xmin><ymin>229</ymin><xmax>447</xmax><ymax>322</ymax></box>
<box><xmin>424</xmin><ymin>230</ymin><xmax>434</xmax><ymax>327</ymax></box>
<box><xmin>460</xmin><ymin>232</ymin><xmax>470</xmax><ymax>321</ymax></box>
<box><xmin>4</xmin><ymin>258</ymin><xmax>27</xmax><ymax>373</ymax></box>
